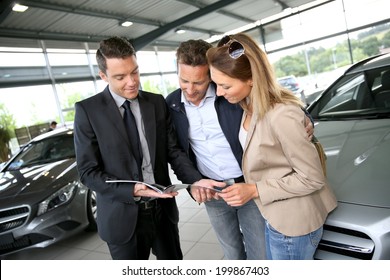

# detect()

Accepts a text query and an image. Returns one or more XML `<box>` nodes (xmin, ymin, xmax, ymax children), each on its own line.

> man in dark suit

<box><xmin>73</xmin><ymin>37</ymin><xmax>223</xmax><ymax>260</ymax></box>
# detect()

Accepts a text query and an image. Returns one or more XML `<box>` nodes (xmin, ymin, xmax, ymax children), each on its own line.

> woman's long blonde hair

<box><xmin>206</xmin><ymin>33</ymin><xmax>303</xmax><ymax>118</ymax></box>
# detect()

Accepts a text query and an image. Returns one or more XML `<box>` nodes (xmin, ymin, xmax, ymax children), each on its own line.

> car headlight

<box><xmin>37</xmin><ymin>183</ymin><xmax>78</xmax><ymax>216</ymax></box>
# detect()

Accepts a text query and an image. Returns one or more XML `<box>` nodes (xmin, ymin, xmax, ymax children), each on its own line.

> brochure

<box><xmin>105</xmin><ymin>180</ymin><xmax>223</xmax><ymax>194</ymax></box>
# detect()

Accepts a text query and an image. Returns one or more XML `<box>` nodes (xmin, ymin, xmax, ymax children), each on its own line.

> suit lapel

<box><xmin>101</xmin><ymin>87</ymin><xmax>131</xmax><ymax>146</ymax></box>
<box><xmin>138</xmin><ymin>92</ymin><xmax>156</xmax><ymax>166</ymax></box>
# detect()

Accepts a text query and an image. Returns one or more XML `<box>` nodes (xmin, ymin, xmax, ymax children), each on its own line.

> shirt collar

<box><xmin>109</xmin><ymin>87</ymin><xmax>138</xmax><ymax>109</ymax></box>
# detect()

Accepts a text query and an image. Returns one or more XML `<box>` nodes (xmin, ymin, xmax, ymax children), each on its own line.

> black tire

<box><xmin>85</xmin><ymin>190</ymin><xmax>97</xmax><ymax>231</ymax></box>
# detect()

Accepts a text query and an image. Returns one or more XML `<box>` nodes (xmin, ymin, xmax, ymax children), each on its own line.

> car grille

<box><xmin>315</xmin><ymin>225</ymin><xmax>375</xmax><ymax>260</ymax></box>
<box><xmin>0</xmin><ymin>205</ymin><xmax>54</xmax><ymax>255</ymax></box>
<box><xmin>0</xmin><ymin>206</ymin><xmax>30</xmax><ymax>233</ymax></box>
<box><xmin>0</xmin><ymin>233</ymin><xmax>52</xmax><ymax>255</ymax></box>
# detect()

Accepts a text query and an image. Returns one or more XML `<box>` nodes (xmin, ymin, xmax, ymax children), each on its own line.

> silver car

<box><xmin>0</xmin><ymin>128</ymin><xmax>97</xmax><ymax>256</ymax></box>
<box><xmin>308</xmin><ymin>53</ymin><xmax>390</xmax><ymax>259</ymax></box>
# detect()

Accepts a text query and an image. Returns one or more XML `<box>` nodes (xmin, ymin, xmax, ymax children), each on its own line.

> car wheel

<box><xmin>85</xmin><ymin>190</ymin><xmax>97</xmax><ymax>231</ymax></box>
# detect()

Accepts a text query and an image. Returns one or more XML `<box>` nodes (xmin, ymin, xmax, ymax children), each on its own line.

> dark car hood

<box><xmin>0</xmin><ymin>159</ymin><xmax>78</xmax><ymax>207</ymax></box>
<box><xmin>315</xmin><ymin>119</ymin><xmax>390</xmax><ymax>208</ymax></box>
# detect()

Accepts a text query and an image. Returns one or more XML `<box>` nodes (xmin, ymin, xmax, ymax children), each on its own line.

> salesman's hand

<box><xmin>133</xmin><ymin>183</ymin><xmax>177</xmax><ymax>198</ymax></box>
<box><xmin>190</xmin><ymin>179</ymin><xmax>226</xmax><ymax>203</ymax></box>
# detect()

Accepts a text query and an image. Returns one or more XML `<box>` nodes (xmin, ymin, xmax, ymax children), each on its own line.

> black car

<box><xmin>0</xmin><ymin>128</ymin><xmax>97</xmax><ymax>256</ymax></box>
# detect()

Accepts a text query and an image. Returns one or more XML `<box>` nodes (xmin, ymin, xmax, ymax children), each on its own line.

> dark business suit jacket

<box><xmin>74</xmin><ymin>86</ymin><xmax>202</xmax><ymax>244</ymax></box>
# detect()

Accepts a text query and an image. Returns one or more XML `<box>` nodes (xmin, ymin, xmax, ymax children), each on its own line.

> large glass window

<box><xmin>348</xmin><ymin>22</ymin><xmax>390</xmax><ymax>59</ymax></box>
<box><xmin>0</xmin><ymin>48</ymin><xmax>49</xmax><ymax>84</ymax></box>
<box><xmin>0</xmin><ymin>48</ymin><xmax>46</xmax><ymax>67</ymax></box>
<box><xmin>141</xmin><ymin>73</ymin><xmax>179</xmax><ymax>97</ymax></box>
<box><xmin>137</xmin><ymin>51</ymin><xmax>160</xmax><ymax>74</ymax></box>
<box><xmin>55</xmin><ymin>81</ymin><xmax>97</xmax><ymax>123</ymax></box>
<box><xmin>155</xmin><ymin>51</ymin><xmax>177</xmax><ymax>72</ymax></box>
<box><xmin>265</xmin><ymin>0</ymin><xmax>390</xmax><ymax>106</ymax></box>
<box><xmin>47</xmin><ymin>49</ymin><xmax>92</xmax><ymax>81</ymax></box>
<box><xmin>270</xmin><ymin>34</ymin><xmax>353</xmax><ymax>93</ymax></box>
<box><xmin>0</xmin><ymin>85</ymin><xmax>58</xmax><ymax>127</ymax></box>
<box><xmin>0</xmin><ymin>0</ymin><xmax>389</xmax><ymax>137</ymax></box>
<box><xmin>47</xmin><ymin>49</ymin><xmax>89</xmax><ymax>66</ymax></box>
<box><xmin>344</xmin><ymin>0</ymin><xmax>389</xmax><ymax>29</ymax></box>
<box><xmin>264</xmin><ymin>1</ymin><xmax>346</xmax><ymax>52</ymax></box>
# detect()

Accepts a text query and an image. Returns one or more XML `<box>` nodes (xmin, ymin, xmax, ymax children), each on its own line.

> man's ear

<box><xmin>99</xmin><ymin>71</ymin><xmax>108</xmax><ymax>82</ymax></box>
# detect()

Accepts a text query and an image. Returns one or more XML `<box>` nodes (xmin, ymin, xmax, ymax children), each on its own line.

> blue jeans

<box><xmin>265</xmin><ymin>220</ymin><xmax>323</xmax><ymax>260</ymax></box>
<box><xmin>204</xmin><ymin>199</ymin><xmax>266</xmax><ymax>260</ymax></box>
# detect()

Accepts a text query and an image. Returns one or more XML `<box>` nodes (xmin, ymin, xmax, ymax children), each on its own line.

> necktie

<box><xmin>122</xmin><ymin>100</ymin><xmax>143</xmax><ymax>175</ymax></box>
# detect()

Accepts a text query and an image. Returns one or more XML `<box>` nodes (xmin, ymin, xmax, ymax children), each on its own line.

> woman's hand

<box><xmin>218</xmin><ymin>183</ymin><xmax>258</xmax><ymax>207</ymax></box>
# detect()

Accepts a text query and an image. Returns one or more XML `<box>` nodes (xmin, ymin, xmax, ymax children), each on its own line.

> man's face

<box><xmin>99</xmin><ymin>55</ymin><xmax>140</xmax><ymax>99</ymax></box>
<box><xmin>178</xmin><ymin>63</ymin><xmax>211</xmax><ymax>106</ymax></box>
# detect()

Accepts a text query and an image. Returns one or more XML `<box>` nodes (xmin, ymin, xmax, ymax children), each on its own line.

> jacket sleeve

<box><xmin>162</xmin><ymin>98</ymin><xmax>202</xmax><ymax>183</ymax></box>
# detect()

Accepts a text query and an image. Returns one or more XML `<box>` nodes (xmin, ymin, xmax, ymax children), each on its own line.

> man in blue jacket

<box><xmin>166</xmin><ymin>39</ymin><xmax>313</xmax><ymax>260</ymax></box>
<box><xmin>166</xmin><ymin>39</ymin><xmax>264</xmax><ymax>260</ymax></box>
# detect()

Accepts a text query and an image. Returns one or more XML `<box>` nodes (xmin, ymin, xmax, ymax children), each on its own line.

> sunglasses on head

<box><xmin>217</xmin><ymin>35</ymin><xmax>245</xmax><ymax>59</ymax></box>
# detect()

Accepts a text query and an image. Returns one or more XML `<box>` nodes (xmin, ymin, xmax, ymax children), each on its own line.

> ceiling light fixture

<box><xmin>175</xmin><ymin>28</ymin><xmax>186</xmax><ymax>34</ymax></box>
<box><xmin>12</xmin><ymin>4</ymin><xmax>29</xmax><ymax>12</ymax></box>
<box><xmin>121</xmin><ymin>21</ymin><xmax>133</xmax><ymax>27</ymax></box>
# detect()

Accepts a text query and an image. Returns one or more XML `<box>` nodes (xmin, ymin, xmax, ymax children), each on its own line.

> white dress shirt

<box><xmin>182</xmin><ymin>85</ymin><xmax>242</xmax><ymax>180</ymax></box>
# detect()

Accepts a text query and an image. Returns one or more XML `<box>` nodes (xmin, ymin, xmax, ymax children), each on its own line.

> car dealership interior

<box><xmin>1</xmin><ymin>0</ymin><xmax>390</xmax><ymax>261</ymax></box>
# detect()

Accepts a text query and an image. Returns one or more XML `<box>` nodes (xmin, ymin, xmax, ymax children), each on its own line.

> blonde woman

<box><xmin>206</xmin><ymin>33</ymin><xmax>337</xmax><ymax>260</ymax></box>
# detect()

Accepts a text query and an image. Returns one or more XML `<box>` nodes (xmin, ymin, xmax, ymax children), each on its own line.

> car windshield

<box><xmin>310</xmin><ymin>66</ymin><xmax>390</xmax><ymax>120</ymax></box>
<box><xmin>6</xmin><ymin>134</ymin><xmax>75</xmax><ymax>171</ymax></box>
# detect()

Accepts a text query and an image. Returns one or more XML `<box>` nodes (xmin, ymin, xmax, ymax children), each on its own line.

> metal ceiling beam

<box><xmin>0</xmin><ymin>28</ymin><xmax>107</xmax><ymax>43</ymax></box>
<box><xmin>0</xmin><ymin>27</ymin><xmax>181</xmax><ymax>50</ymax></box>
<box><xmin>0</xmin><ymin>26</ymin><xmax>219</xmax><ymax>46</ymax></box>
<box><xmin>217</xmin><ymin>10</ymin><xmax>255</xmax><ymax>23</ymax></box>
<box><xmin>132</xmin><ymin>0</ymin><xmax>238</xmax><ymax>50</ymax></box>
<box><xmin>14</xmin><ymin>0</ymin><xmax>222</xmax><ymax>38</ymax></box>
<box><xmin>178</xmin><ymin>26</ymin><xmax>221</xmax><ymax>36</ymax></box>
<box><xmin>152</xmin><ymin>40</ymin><xmax>183</xmax><ymax>47</ymax></box>
<box><xmin>175</xmin><ymin>0</ymin><xmax>253</xmax><ymax>23</ymax></box>
<box><xmin>18</xmin><ymin>0</ymin><xmax>162</xmax><ymax>26</ymax></box>
<box><xmin>0</xmin><ymin>0</ymin><xmax>14</xmax><ymax>24</ymax></box>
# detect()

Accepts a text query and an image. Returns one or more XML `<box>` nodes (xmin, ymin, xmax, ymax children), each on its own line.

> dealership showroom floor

<box><xmin>2</xmin><ymin>173</ymin><xmax>224</xmax><ymax>260</ymax></box>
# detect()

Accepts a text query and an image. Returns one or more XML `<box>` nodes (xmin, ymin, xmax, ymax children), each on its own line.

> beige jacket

<box><xmin>242</xmin><ymin>103</ymin><xmax>337</xmax><ymax>236</ymax></box>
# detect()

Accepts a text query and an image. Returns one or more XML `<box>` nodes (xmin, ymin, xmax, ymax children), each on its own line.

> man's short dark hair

<box><xmin>176</xmin><ymin>39</ymin><xmax>212</xmax><ymax>67</ymax></box>
<box><xmin>96</xmin><ymin>37</ymin><xmax>136</xmax><ymax>74</ymax></box>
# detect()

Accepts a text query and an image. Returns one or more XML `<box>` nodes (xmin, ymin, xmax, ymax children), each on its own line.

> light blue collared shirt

<box><xmin>181</xmin><ymin>85</ymin><xmax>242</xmax><ymax>180</ymax></box>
